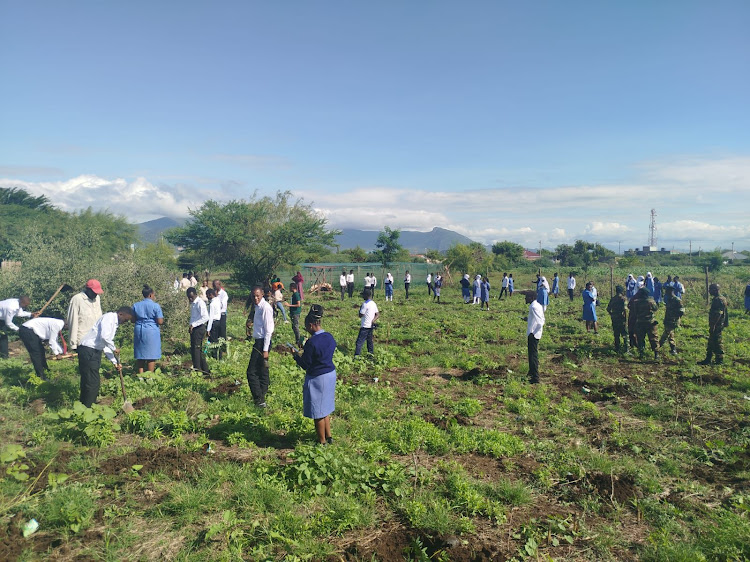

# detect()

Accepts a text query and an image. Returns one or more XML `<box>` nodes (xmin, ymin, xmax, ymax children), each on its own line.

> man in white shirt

<box><xmin>67</xmin><ymin>279</ymin><xmax>103</xmax><ymax>351</ymax></box>
<box><xmin>187</xmin><ymin>287</ymin><xmax>211</xmax><ymax>375</ymax></box>
<box><xmin>206</xmin><ymin>289</ymin><xmax>222</xmax><ymax>359</ymax></box>
<box><xmin>364</xmin><ymin>273</ymin><xmax>372</xmax><ymax>291</ymax></box>
<box><xmin>179</xmin><ymin>273</ymin><xmax>191</xmax><ymax>290</ymax></box>
<box><xmin>19</xmin><ymin>317</ymin><xmax>65</xmax><ymax>380</ymax></box>
<box><xmin>426</xmin><ymin>272</ymin><xmax>433</xmax><ymax>296</ymax></box>
<box><xmin>247</xmin><ymin>286</ymin><xmax>274</xmax><ymax>407</ymax></box>
<box><xmin>567</xmin><ymin>273</ymin><xmax>577</xmax><ymax>302</ymax></box>
<box><xmin>212</xmin><ymin>280</ymin><xmax>229</xmax><ymax>359</ymax></box>
<box><xmin>77</xmin><ymin>306</ymin><xmax>134</xmax><ymax>407</ymax></box>
<box><xmin>499</xmin><ymin>273</ymin><xmax>509</xmax><ymax>300</ymax></box>
<box><xmin>355</xmin><ymin>289</ymin><xmax>379</xmax><ymax>356</ymax></box>
<box><xmin>404</xmin><ymin>271</ymin><xmax>411</xmax><ymax>299</ymax></box>
<box><xmin>524</xmin><ymin>291</ymin><xmax>545</xmax><ymax>384</ymax></box>
<box><xmin>339</xmin><ymin>270</ymin><xmax>347</xmax><ymax>301</ymax></box>
<box><xmin>371</xmin><ymin>273</ymin><xmax>377</xmax><ymax>297</ymax></box>
<box><xmin>0</xmin><ymin>295</ymin><xmax>33</xmax><ymax>358</ymax></box>
<box><xmin>346</xmin><ymin>270</ymin><xmax>355</xmax><ymax>298</ymax></box>
<box><xmin>189</xmin><ymin>273</ymin><xmax>198</xmax><ymax>287</ymax></box>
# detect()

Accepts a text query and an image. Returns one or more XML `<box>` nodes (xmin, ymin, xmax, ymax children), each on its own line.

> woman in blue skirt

<box><xmin>291</xmin><ymin>305</ymin><xmax>337</xmax><ymax>445</ymax></box>
<box><xmin>582</xmin><ymin>281</ymin><xmax>598</xmax><ymax>334</ymax></box>
<box><xmin>133</xmin><ymin>285</ymin><xmax>164</xmax><ymax>373</ymax></box>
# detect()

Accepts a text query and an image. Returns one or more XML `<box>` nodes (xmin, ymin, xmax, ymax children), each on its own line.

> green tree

<box><xmin>342</xmin><ymin>245</ymin><xmax>368</xmax><ymax>263</ymax></box>
<box><xmin>554</xmin><ymin>240</ymin><xmax>615</xmax><ymax>268</ymax></box>
<box><xmin>165</xmin><ymin>191</ymin><xmax>336</xmax><ymax>288</ymax></box>
<box><xmin>445</xmin><ymin>242</ymin><xmax>492</xmax><ymax>274</ymax></box>
<box><xmin>0</xmin><ymin>187</ymin><xmax>53</xmax><ymax>210</ymax></box>
<box><xmin>373</xmin><ymin>227</ymin><xmax>405</xmax><ymax>268</ymax></box>
<box><xmin>491</xmin><ymin>241</ymin><xmax>524</xmax><ymax>263</ymax></box>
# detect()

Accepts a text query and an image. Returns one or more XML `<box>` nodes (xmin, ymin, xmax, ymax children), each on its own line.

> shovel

<box><xmin>35</xmin><ymin>284</ymin><xmax>75</xmax><ymax>316</ymax></box>
<box><xmin>114</xmin><ymin>350</ymin><xmax>135</xmax><ymax>414</ymax></box>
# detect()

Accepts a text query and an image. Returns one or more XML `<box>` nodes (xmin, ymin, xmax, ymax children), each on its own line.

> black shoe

<box><xmin>714</xmin><ymin>358</ymin><xmax>724</xmax><ymax>365</ymax></box>
<box><xmin>697</xmin><ymin>358</ymin><xmax>712</xmax><ymax>366</ymax></box>
<box><xmin>326</xmin><ymin>436</ymin><xmax>333</xmax><ymax>445</ymax></box>
<box><xmin>654</xmin><ymin>351</ymin><xmax>660</xmax><ymax>361</ymax></box>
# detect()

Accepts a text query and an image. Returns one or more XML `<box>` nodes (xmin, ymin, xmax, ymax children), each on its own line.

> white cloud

<box><xmin>583</xmin><ymin>222</ymin><xmax>632</xmax><ymax>237</ymax></box>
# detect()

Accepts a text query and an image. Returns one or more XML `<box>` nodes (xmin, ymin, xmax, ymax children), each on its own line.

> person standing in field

<box><xmin>536</xmin><ymin>275</ymin><xmax>550</xmax><ymax>311</ymax></box>
<box><xmin>582</xmin><ymin>282</ymin><xmax>598</xmax><ymax>334</ymax></box>
<box><xmin>480</xmin><ymin>276</ymin><xmax>491</xmax><ymax>310</ymax></box>
<box><xmin>745</xmin><ymin>280</ymin><xmax>750</xmax><ymax>314</ymax></box>
<box><xmin>673</xmin><ymin>276</ymin><xmax>685</xmax><ymax>300</ymax></box>
<box><xmin>199</xmin><ymin>280</ymin><xmax>210</xmax><ymax>302</ymax></box>
<box><xmin>187</xmin><ymin>287</ymin><xmax>211</xmax><ymax>375</ymax></box>
<box><xmin>404</xmin><ymin>271</ymin><xmax>411</xmax><ymax>299</ymax></box>
<box><xmin>426</xmin><ymin>272</ymin><xmax>433</xmax><ymax>296</ymax></box>
<box><xmin>523</xmin><ymin>290</ymin><xmax>545</xmax><ymax>384</ymax></box>
<box><xmin>67</xmin><ymin>279</ymin><xmax>103</xmax><ymax>352</ymax></box>
<box><xmin>1</xmin><ymin>295</ymin><xmax>34</xmax><ymax>359</ymax></box>
<box><xmin>289</xmin><ymin>305</ymin><xmax>337</xmax><ymax>445</ymax></box>
<box><xmin>132</xmin><ymin>285</ymin><xmax>164</xmax><ymax>373</ymax></box>
<box><xmin>287</xmin><ymin>282</ymin><xmax>303</xmax><ymax>346</ymax></box>
<box><xmin>508</xmin><ymin>274</ymin><xmax>515</xmax><ymax>296</ymax></box>
<box><xmin>364</xmin><ymin>272</ymin><xmax>372</xmax><ymax>293</ymax></box>
<box><xmin>632</xmin><ymin>287</ymin><xmax>659</xmax><ymax>360</ymax></box>
<box><xmin>645</xmin><ymin>272</ymin><xmax>655</xmax><ymax>295</ymax></box>
<box><xmin>179</xmin><ymin>273</ymin><xmax>191</xmax><ymax>291</ymax></box>
<box><xmin>653</xmin><ymin>276</ymin><xmax>663</xmax><ymax>307</ymax></box>
<box><xmin>339</xmin><ymin>270</ymin><xmax>347</xmax><ymax>301</ymax></box>
<box><xmin>189</xmin><ymin>272</ymin><xmax>198</xmax><ymax>287</ymax></box>
<box><xmin>659</xmin><ymin>285</ymin><xmax>684</xmax><ymax>355</ymax></box>
<box><xmin>567</xmin><ymin>273</ymin><xmax>576</xmax><ymax>301</ymax></box>
<box><xmin>346</xmin><ymin>270</ymin><xmax>355</xmax><ymax>298</ymax></box>
<box><xmin>274</xmin><ymin>284</ymin><xmax>288</xmax><ymax>323</ymax></box>
<box><xmin>19</xmin><ymin>316</ymin><xmax>64</xmax><ymax>380</ymax></box>
<box><xmin>77</xmin><ymin>307</ymin><xmax>134</xmax><ymax>407</ymax></box>
<box><xmin>461</xmin><ymin>274</ymin><xmax>471</xmax><ymax>303</ymax></box>
<box><xmin>625</xmin><ymin>274</ymin><xmax>637</xmax><ymax>300</ymax></box>
<box><xmin>498</xmin><ymin>273</ymin><xmax>509</xmax><ymax>300</ymax></box>
<box><xmin>371</xmin><ymin>272</ymin><xmax>377</xmax><ymax>297</ymax></box>
<box><xmin>433</xmin><ymin>274</ymin><xmax>442</xmax><ymax>303</ymax></box>
<box><xmin>247</xmin><ymin>286</ymin><xmax>275</xmax><ymax>407</ymax></box>
<box><xmin>292</xmin><ymin>271</ymin><xmax>305</xmax><ymax>301</ymax></box>
<box><xmin>472</xmin><ymin>274</ymin><xmax>481</xmax><ymax>304</ymax></box>
<box><xmin>606</xmin><ymin>286</ymin><xmax>628</xmax><ymax>354</ymax></box>
<box><xmin>212</xmin><ymin>280</ymin><xmax>229</xmax><ymax>359</ymax></box>
<box><xmin>551</xmin><ymin>273</ymin><xmax>560</xmax><ymax>299</ymax></box>
<box><xmin>206</xmin><ymin>288</ymin><xmax>222</xmax><ymax>358</ymax></box>
<box><xmin>384</xmin><ymin>272</ymin><xmax>394</xmax><ymax>302</ymax></box>
<box><xmin>355</xmin><ymin>289</ymin><xmax>379</xmax><ymax>356</ymax></box>
<box><xmin>698</xmin><ymin>283</ymin><xmax>728</xmax><ymax>365</ymax></box>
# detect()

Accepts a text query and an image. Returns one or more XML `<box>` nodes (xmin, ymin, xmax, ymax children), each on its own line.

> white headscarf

<box><xmin>637</xmin><ymin>275</ymin><xmax>645</xmax><ymax>288</ymax></box>
<box><xmin>540</xmin><ymin>276</ymin><xmax>550</xmax><ymax>290</ymax></box>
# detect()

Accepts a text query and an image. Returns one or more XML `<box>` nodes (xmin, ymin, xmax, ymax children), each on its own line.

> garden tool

<box><xmin>35</xmin><ymin>283</ymin><xmax>75</xmax><ymax>316</ymax></box>
<box><xmin>114</xmin><ymin>349</ymin><xmax>135</xmax><ymax>414</ymax></box>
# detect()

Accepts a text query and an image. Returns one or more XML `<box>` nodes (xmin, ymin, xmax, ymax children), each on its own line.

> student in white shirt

<box><xmin>346</xmin><ymin>270</ymin><xmax>355</xmax><ymax>298</ymax></box>
<box><xmin>524</xmin><ymin>291</ymin><xmax>545</xmax><ymax>384</ymax></box>
<box><xmin>19</xmin><ymin>317</ymin><xmax>65</xmax><ymax>380</ymax></box>
<box><xmin>567</xmin><ymin>273</ymin><xmax>577</xmax><ymax>302</ymax></box>
<box><xmin>426</xmin><ymin>273</ymin><xmax>433</xmax><ymax>296</ymax></box>
<box><xmin>206</xmin><ymin>289</ymin><xmax>222</xmax><ymax>359</ymax></box>
<box><xmin>187</xmin><ymin>287</ymin><xmax>211</xmax><ymax>375</ymax></box>
<box><xmin>355</xmin><ymin>289</ymin><xmax>379</xmax><ymax>356</ymax></box>
<box><xmin>77</xmin><ymin>307</ymin><xmax>134</xmax><ymax>407</ymax></box>
<box><xmin>247</xmin><ymin>286</ymin><xmax>275</xmax><ymax>407</ymax></box>
<box><xmin>371</xmin><ymin>273</ymin><xmax>377</xmax><ymax>297</ymax></box>
<box><xmin>404</xmin><ymin>271</ymin><xmax>411</xmax><ymax>299</ymax></box>
<box><xmin>0</xmin><ymin>295</ymin><xmax>33</xmax><ymax>358</ymax></box>
<box><xmin>212</xmin><ymin>280</ymin><xmax>229</xmax><ymax>359</ymax></box>
<box><xmin>339</xmin><ymin>270</ymin><xmax>347</xmax><ymax>301</ymax></box>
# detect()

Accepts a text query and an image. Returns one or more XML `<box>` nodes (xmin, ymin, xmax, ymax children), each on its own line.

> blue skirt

<box><xmin>583</xmin><ymin>303</ymin><xmax>597</xmax><ymax>322</ymax></box>
<box><xmin>134</xmin><ymin>323</ymin><xmax>161</xmax><ymax>360</ymax></box>
<box><xmin>303</xmin><ymin>370</ymin><xmax>336</xmax><ymax>419</ymax></box>
<box><xmin>745</xmin><ymin>295</ymin><xmax>750</xmax><ymax>311</ymax></box>
<box><xmin>385</xmin><ymin>283</ymin><xmax>393</xmax><ymax>297</ymax></box>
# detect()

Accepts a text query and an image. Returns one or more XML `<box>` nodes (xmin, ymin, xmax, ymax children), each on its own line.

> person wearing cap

<box><xmin>523</xmin><ymin>290</ymin><xmax>545</xmax><ymax>384</ymax></box>
<box><xmin>606</xmin><ymin>286</ymin><xmax>629</xmax><ymax>354</ymax></box>
<box><xmin>19</xmin><ymin>317</ymin><xmax>65</xmax><ymax>380</ymax></box>
<box><xmin>66</xmin><ymin>280</ymin><xmax>103</xmax><ymax>352</ymax></box>
<box><xmin>77</xmin><ymin>306</ymin><xmax>134</xmax><ymax>407</ymax></box>
<box><xmin>287</xmin><ymin>305</ymin><xmax>337</xmax><ymax>444</ymax></box>
<box><xmin>0</xmin><ymin>295</ymin><xmax>34</xmax><ymax>359</ymax></box>
<box><xmin>698</xmin><ymin>283</ymin><xmax>728</xmax><ymax>365</ymax></box>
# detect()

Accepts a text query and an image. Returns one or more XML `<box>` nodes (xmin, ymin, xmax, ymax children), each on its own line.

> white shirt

<box><xmin>568</xmin><ymin>277</ymin><xmax>576</xmax><ymax>290</ymax></box>
<box><xmin>527</xmin><ymin>300</ymin><xmax>545</xmax><ymax>340</ymax></box>
<box><xmin>340</xmin><ymin>274</ymin><xmax>347</xmax><ymax>287</ymax></box>
<box><xmin>207</xmin><ymin>298</ymin><xmax>222</xmax><ymax>332</ymax></box>
<box><xmin>190</xmin><ymin>276</ymin><xmax>198</xmax><ymax>287</ymax></box>
<box><xmin>364</xmin><ymin>275</ymin><xmax>372</xmax><ymax>286</ymax></box>
<box><xmin>173</xmin><ymin>279</ymin><xmax>180</xmax><ymax>290</ymax></box>
<box><xmin>253</xmin><ymin>298</ymin><xmax>275</xmax><ymax>352</ymax></box>
<box><xmin>79</xmin><ymin>312</ymin><xmax>120</xmax><ymax>365</ymax></box>
<box><xmin>386</xmin><ymin>273</ymin><xmax>394</xmax><ymax>284</ymax></box>
<box><xmin>179</xmin><ymin>278</ymin><xmax>191</xmax><ymax>290</ymax></box>
<box><xmin>404</xmin><ymin>274</ymin><xmax>411</xmax><ymax>283</ymax></box>
<box><xmin>67</xmin><ymin>292</ymin><xmax>102</xmax><ymax>349</ymax></box>
<box><xmin>359</xmin><ymin>300</ymin><xmax>379</xmax><ymax>328</ymax></box>
<box><xmin>190</xmin><ymin>298</ymin><xmax>209</xmax><ymax>328</ymax></box>
<box><xmin>371</xmin><ymin>275</ymin><xmax>377</xmax><ymax>288</ymax></box>
<box><xmin>0</xmin><ymin>298</ymin><xmax>32</xmax><ymax>331</ymax></box>
<box><xmin>346</xmin><ymin>273</ymin><xmax>354</xmax><ymax>283</ymax></box>
<box><xmin>426</xmin><ymin>274</ymin><xmax>432</xmax><ymax>283</ymax></box>
<box><xmin>217</xmin><ymin>288</ymin><xmax>228</xmax><ymax>314</ymax></box>
<box><xmin>502</xmin><ymin>276</ymin><xmax>509</xmax><ymax>288</ymax></box>
<box><xmin>22</xmin><ymin>317</ymin><xmax>65</xmax><ymax>355</ymax></box>
<box><xmin>591</xmin><ymin>286</ymin><xmax>598</xmax><ymax>300</ymax></box>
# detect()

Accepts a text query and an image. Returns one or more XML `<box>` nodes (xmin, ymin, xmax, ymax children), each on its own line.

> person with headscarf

<box><xmin>636</xmin><ymin>275</ymin><xmax>645</xmax><ymax>291</ymax></box>
<box><xmin>645</xmin><ymin>272</ymin><xmax>655</xmax><ymax>296</ymax></box>
<box><xmin>289</xmin><ymin>305</ymin><xmax>337</xmax><ymax>445</ymax></box>
<box><xmin>582</xmin><ymin>282</ymin><xmax>598</xmax><ymax>334</ymax></box>
<box><xmin>480</xmin><ymin>276</ymin><xmax>491</xmax><ymax>310</ymax></box>
<box><xmin>384</xmin><ymin>272</ymin><xmax>394</xmax><ymax>302</ymax></box>
<box><xmin>653</xmin><ymin>276</ymin><xmax>663</xmax><ymax>307</ymax></box>
<box><xmin>625</xmin><ymin>274</ymin><xmax>637</xmax><ymax>300</ymax></box>
<box><xmin>472</xmin><ymin>275</ymin><xmax>482</xmax><ymax>304</ymax></box>
<box><xmin>536</xmin><ymin>275</ymin><xmax>550</xmax><ymax>311</ymax></box>
<box><xmin>551</xmin><ymin>273</ymin><xmax>560</xmax><ymax>298</ymax></box>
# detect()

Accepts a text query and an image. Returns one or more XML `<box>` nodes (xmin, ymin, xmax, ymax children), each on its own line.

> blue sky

<box><xmin>1</xmin><ymin>1</ymin><xmax>749</xmax><ymax>251</ymax></box>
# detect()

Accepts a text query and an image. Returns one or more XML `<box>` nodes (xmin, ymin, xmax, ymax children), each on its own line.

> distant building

<box><xmin>722</xmin><ymin>251</ymin><xmax>747</xmax><ymax>262</ymax></box>
<box><xmin>633</xmin><ymin>246</ymin><xmax>678</xmax><ymax>256</ymax></box>
<box><xmin>523</xmin><ymin>250</ymin><xmax>541</xmax><ymax>261</ymax></box>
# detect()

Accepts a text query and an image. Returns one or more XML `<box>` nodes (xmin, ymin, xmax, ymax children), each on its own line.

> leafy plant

<box><xmin>49</xmin><ymin>402</ymin><xmax>121</xmax><ymax>447</ymax></box>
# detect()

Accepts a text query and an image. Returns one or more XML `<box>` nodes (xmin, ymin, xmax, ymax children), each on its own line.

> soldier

<box><xmin>659</xmin><ymin>285</ymin><xmax>685</xmax><ymax>355</ymax></box>
<box><xmin>698</xmin><ymin>283</ymin><xmax>728</xmax><ymax>365</ymax></box>
<box><xmin>606</xmin><ymin>285</ymin><xmax>628</xmax><ymax>353</ymax></box>
<box><xmin>632</xmin><ymin>287</ymin><xmax>659</xmax><ymax>360</ymax></box>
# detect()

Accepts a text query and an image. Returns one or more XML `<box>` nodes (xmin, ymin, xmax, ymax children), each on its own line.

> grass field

<box><xmin>1</xmin><ymin>268</ymin><xmax>749</xmax><ymax>561</ymax></box>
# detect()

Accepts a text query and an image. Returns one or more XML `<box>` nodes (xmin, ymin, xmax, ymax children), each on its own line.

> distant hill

<box><xmin>335</xmin><ymin>227</ymin><xmax>476</xmax><ymax>253</ymax></box>
<box><xmin>137</xmin><ymin>217</ymin><xmax>184</xmax><ymax>243</ymax></box>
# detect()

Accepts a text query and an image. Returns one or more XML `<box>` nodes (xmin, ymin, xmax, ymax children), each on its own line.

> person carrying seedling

<box><xmin>659</xmin><ymin>285</ymin><xmax>685</xmax><ymax>355</ymax></box>
<box><xmin>698</xmin><ymin>283</ymin><xmax>728</xmax><ymax>366</ymax></box>
<box><xmin>606</xmin><ymin>286</ymin><xmax>628</xmax><ymax>354</ymax></box>
<box><xmin>0</xmin><ymin>295</ymin><xmax>34</xmax><ymax>359</ymax></box>
<box><xmin>77</xmin><ymin>306</ymin><xmax>134</xmax><ymax>407</ymax></box>
<box><xmin>19</xmin><ymin>316</ymin><xmax>65</xmax><ymax>380</ymax></box>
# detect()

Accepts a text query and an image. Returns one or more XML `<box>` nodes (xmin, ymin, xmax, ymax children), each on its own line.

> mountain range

<box><xmin>137</xmin><ymin>218</ymin><xmax>477</xmax><ymax>253</ymax></box>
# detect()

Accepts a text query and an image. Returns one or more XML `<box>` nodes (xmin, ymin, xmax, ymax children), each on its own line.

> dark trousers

<box><xmin>78</xmin><ymin>345</ymin><xmax>102</xmax><ymax>407</ymax></box>
<box><xmin>568</xmin><ymin>288</ymin><xmax>574</xmax><ymax>301</ymax></box>
<box><xmin>340</xmin><ymin>285</ymin><xmax>346</xmax><ymax>300</ymax></box>
<box><xmin>218</xmin><ymin>313</ymin><xmax>227</xmax><ymax>358</ymax></box>
<box><xmin>499</xmin><ymin>286</ymin><xmax>507</xmax><ymax>299</ymax></box>
<box><xmin>347</xmin><ymin>282</ymin><xmax>354</xmax><ymax>298</ymax></box>
<box><xmin>612</xmin><ymin>320</ymin><xmax>628</xmax><ymax>351</ymax></box>
<box><xmin>291</xmin><ymin>314</ymin><xmax>301</xmax><ymax>345</ymax></box>
<box><xmin>427</xmin><ymin>282</ymin><xmax>432</xmax><ymax>295</ymax></box>
<box><xmin>0</xmin><ymin>327</ymin><xmax>10</xmax><ymax>359</ymax></box>
<box><xmin>19</xmin><ymin>326</ymin><xmax>48</xmax><ymax>379</ymax></box>
<box><xmin>706</xmin><ymin>327</ymin><xmax>724</xmax><ymax>361</ymax></box>
<box><xmin>635</xmin><ymin>323</ymin><xmax>659</xmax><ymax>353</ymax></box>
<box><xmin>208</xmin><ymin>322</ymin><xmax>221</xmax><ymax>359</ymax></box>
<box><xmin>527</xmin><ymin>333</ymin><xmax>539</xmax><ymax>383</ymax></box>
<box><xmin>355</xmin><ymin>327</ymin><xmax>374</xmax><ymax>355</ymax></box>
<box><xmin>247</xmin><ymin>338</ymin><xmax>270</xmax><ymax>405</ymax></box>
<box><xmin>404</xmin><ymin>283</ymin><xmax>410</xmax><ymax>299</ymax></box>
<box><xmin>190</xmin><ymin>324</ymin><xmax>210</xmax><ymax>374</ymax></box>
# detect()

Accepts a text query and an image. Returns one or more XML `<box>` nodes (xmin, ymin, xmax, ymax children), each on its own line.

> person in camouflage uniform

<box><xmin>632</xmin><ymin>287</ymin><xmax>659</xmax><ymax>360</ymax></box>
<box><xmin>659</xmin><ymin>285</ymin><xmax>685</xmax><ymax>355</ymax></box>
<box><xmin>698</xmin><ymin>283</ymin><xmax>729</xmax><ymax>365</ymax></box>
<box><xmin>606</xmin><ymin>285</ymin><xmax>628</xmax><ymax>353</ymax></box>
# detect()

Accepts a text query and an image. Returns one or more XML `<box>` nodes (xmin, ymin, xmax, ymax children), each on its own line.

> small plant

<box><xmin>49</xmin><ymin>402</ymin><xmax>121</xmax><ymax>447</ymax></box>
<box><xmin>41</xmin><ymin>482</ymin><xmax>96</xmax><ymax>533</ymax></box>
<box><xmin>0</xmin><ymin>444</ymin><xmax>30</xmax><ymax>482</ymax></box>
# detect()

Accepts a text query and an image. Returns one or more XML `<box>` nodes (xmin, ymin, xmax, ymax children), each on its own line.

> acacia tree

<box><xmin>373</xmin><ymin>227</ymin><xmax>405</xmax><ymax>268</ymax></box>
<box><xmin>166</xmin><ymin>191</ymin><xmax>336</xmax><ymax>288</ymax></box>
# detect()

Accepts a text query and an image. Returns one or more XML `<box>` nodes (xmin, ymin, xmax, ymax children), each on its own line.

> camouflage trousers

<box><xmin>706</xmin><ymin>327</ymin><xmax>724</xmax><ymax>361</ymax></box>
<box><xmin>635</xmin><ymin>322</ymin><xmax>659</xmax><ymax>353</ymax></box>
<box><xmin>659</xmin><ymin>322</ymin><xmax>679</xmax><ymax>350</ymax></box>
<box><xmin>611</xmin><ymin>319</ymin><xmax>628</xmax><ymax>351</ymax></box>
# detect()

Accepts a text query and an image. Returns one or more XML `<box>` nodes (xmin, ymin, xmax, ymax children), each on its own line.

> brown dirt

<box><xmin>132</xmin><ymin>396</ymin><xmax>154</xmax><ymax>408</ymax></box>
<box><xmin>210</xmin><ymin>381</ymin><xmax>243</xmax><ymax>395</ymax></box>
<box><xmin>99</xmin><ymin>447</ymin><xmax>205</xmax><ymax>478</ymax></box>
<box><xmin>588</xmin><ymin>472</ymin><xmax>641</xmax><ymax>504</ymax></box>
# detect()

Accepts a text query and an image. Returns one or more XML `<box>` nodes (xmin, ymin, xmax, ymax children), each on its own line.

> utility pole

<box><xmin>689</xmin><ymin>240</ymin><xmax>692</xmax><ymax>264</ymax></box>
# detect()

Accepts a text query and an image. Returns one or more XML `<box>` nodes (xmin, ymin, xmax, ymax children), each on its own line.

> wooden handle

<box><xmin>35</xmin><ymin>284</ymin><xmax>65</xmax><ymax>316</ymax></box>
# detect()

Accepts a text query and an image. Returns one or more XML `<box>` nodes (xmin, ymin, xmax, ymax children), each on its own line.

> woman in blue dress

<box><xmin>480</xmin><ymin>276</ymin><xmax>491</xmax><ymax>310</ymax></box>
<box><xmin>551</xmin><ymin>273</ymin><xmax>560</xmax><ymax>298</ymax></box>
<box><xmin>133</xmin><ymin>285</ymin><xmax>164</xmax><ymax>373</ymax></box>
<box><xmin>653</xmin><ymin>277</ymin><xmax>663</xmax><ymax>307</ymax></box>
<box><xmin>291</xmin><ymin>305</ymin><xmax>337</xmax><ymax>445</ymax></box>
<box><xmin>582</xmin><ymin>281</ymin><xmax>598</xmax><ymax>334</ymax></box>
<box><xmin>537</xmin><ymin>275</ymin><xmax>550</xmax><ymax>311</ymax></box>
